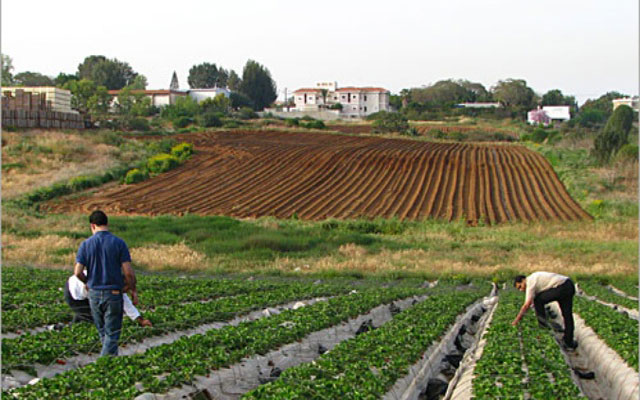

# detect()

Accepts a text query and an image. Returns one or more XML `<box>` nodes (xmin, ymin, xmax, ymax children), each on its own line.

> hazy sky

<box><xmin>2</xmin><ymin>0</ymin><xmax>638</xmax><ymax>104</ymax></box>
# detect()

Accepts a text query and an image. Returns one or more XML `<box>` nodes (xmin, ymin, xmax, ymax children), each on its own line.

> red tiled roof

<box><xmin>292</xmin><ymin>88</ymin><xmax>323</xmax><ymax>93</ymax></box>
<box><xmin>107</xmin><ymin>89</ymin><xmax>186</xmax><ymax>95</ymax></box>
<box><xmin>336</xmin><ymin>87</ymin><xmax>388</xmax><ymax>93</ymax></box>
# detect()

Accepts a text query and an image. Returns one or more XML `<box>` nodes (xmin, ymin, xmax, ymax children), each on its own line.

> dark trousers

<box><xmin>63</xmin><ymin>281</ymin><xmax>93</xmax><ymax>323</ymax></box>
<box><xmin>534</xmin><ymin>278</ymin><xmax>575</xmax><ymax>345</ymax></box>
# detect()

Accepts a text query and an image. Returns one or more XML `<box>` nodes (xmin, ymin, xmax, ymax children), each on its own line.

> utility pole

<box><xmin>284</xmin><ymin>87</ymin><xmax>288</xmax><ymax>111</ymax></box>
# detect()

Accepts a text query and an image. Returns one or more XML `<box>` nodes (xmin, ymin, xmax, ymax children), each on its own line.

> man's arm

<box><xmin>122</xmin><ymin>261</ymin><xmax>138</xmax><ymax>305</ymax></box>
<box><xmin>74</xmin><ymin>262</ymin><xmax>87</xmax><ymax>284</ymax></box>
<box><xmin>512</xmin><ymin>297</ymin><xmax>533</xmax><ymax>326</ymax></box>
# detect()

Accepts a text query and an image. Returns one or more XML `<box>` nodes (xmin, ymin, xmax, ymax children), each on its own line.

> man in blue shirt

<box><xmin>74</xmin><ymin>210</ymin><xmax>138</xmax><ymax>356</ymax></box>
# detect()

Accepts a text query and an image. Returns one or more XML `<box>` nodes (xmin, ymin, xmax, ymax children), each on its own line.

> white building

<box><xmin>108</xmin><ymin>88</ymin><xmax>230</xmax><ymax>108</ymax></box>
<box><xmin>612</xmin><ymin>96</ymin><xmax>640</xmax><ymax>112</ymax></box>
<box><xmin>527</xmin><ymin>105</ymin><xmax>571</xmax><ymax>125</ymax></box>
<box><xmin>188</xmin><ymin>88</ymin><xmax>231</xmax><ymax>102</ymax></box>
<box><xmin>293</xmin><ymin>82</ymin><xmax>390</xmax><ymax>118</ymax></box>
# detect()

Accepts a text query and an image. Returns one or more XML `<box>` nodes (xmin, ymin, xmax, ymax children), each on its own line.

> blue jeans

<box><xmin>88</xmin><ymin>289</ymin><xmax>124</xmax><ymax>356</ymax></box>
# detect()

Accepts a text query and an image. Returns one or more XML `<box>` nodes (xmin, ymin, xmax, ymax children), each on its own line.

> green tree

<box><xmin>458</xmin><ymin>80</ymin><xmax>491</xmax><ymax>102</ymax></box>
<box><xmin>238</xmin><ymin>60</ymin><xmax>277</xmax><ymax>111</ymax></box>
<box><xmin>580</xmin><ymin>91</ymin><xmax>626</xmax><ymax>116</ymax></box>
<box><xmin>128</xmin><ymin>75</ymin><xmax>148</xmax><ymax>90</ymax></box>
<box><xmin>409</xmin><ymin>79</ymin><xmax>475</xmax><ymax>106</ymax></box>
<box><xmin>200</xmin><ymin>93</ymin><xmax>231</xmax><ymax>114</ymax></box>
<box><xmin>370</xmin><ymin>111</ymin><xmax>409</xmax><ymax>133</ymax></box>
<box><xmin>593</xmin><ymin>105</ymin><xmax>634</xmax><ymax>163</ymax></box>
<box><xmin>227</xmin><ymin>70</ymin><xmax>242</xmax><ymax>91</ymax></box>
<box><xmin>229</xmin><ymin>91</ymin><xmax>253</xmax><ymax>109</ymax></box>
<box><xmin>491</xmin><ymin>79</ymin><xmax>536</xmax><ymax>110</ymax></box>
<box><xmin>54</xmin><ymin>72</ymin><xmax>78</xmax><ymax>87</ymax></box>
<box><xmin>13</xmin><ymin>71</ymin><xmax>54</xmax><ymax>86</ymax></box>
<box><xmin>2</xmin><ymin>53</ymin><xmax>14</xmax><ymax>86</ymax></box>
<box><xmin>77</xmin><ymin>55</ymin><xmax>139</xmax><ymax>90</ymax></box>
<box><xmin>188</xmin><ymin>62</ymin><xmax>228</xmax><ymax>88</ymax></box>
<box><xmin>63</xmin><ymin>79</ymin><xmax>110</xmax><ymax>120</ymax></box>
<box><xmin>116</xmin><ymin>86</ymin><xmax>152</xmax><ymax>116</ymax></box>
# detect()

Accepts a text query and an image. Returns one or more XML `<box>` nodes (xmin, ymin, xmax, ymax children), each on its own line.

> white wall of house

<box><xmin>293</xmin><ymin>84</ymin><xmax>390</xmax><ymax>118</ymax></box>
<box><xmin>188</xmin><ymin>88</ymin><xmax>231</xmax><ymax>103</ymax></box>
<box><xmin>542</xmin><ymin>106</ymin><xmax>571</xmax><ymax>121</ymax></box>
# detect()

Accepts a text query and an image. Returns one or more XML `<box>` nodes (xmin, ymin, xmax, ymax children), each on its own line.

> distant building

<box><xmin>527</xmin><ymin>105</ymin><xmax>571</xmax><ymax>125</ymax></box>
<box><xmin>108</xmin><ymin>89</ymin><xmax>187</xmax><ymax>108</ymax></box>
<box><xmin>108</xmin><ymin>87</ymin><xmax>230</xmax><ymax>108</ymax></box>
<box><xmin>454</xmin><ymin>102</ymin><xmax>501</xmax><ymax>109</ymax></box>
<box><xmin>293</xmin><ymin>82</ymin><xmax>390</xmax><ymax>118</ymax></box>
<box><xmin>612</xmin><ymin>96</ymin><xmax>639</xmax><ymax>112</ymax></box>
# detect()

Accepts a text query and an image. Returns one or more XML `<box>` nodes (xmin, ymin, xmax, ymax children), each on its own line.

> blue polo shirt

<box><xmin>76</xmin><ymin>231</ymin><xmax>131</xmax><ymax>290</ymax></box>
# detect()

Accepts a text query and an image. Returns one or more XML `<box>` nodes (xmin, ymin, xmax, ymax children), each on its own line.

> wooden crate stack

<box><xmin>2</xmin><ymin>89</ymin><xmax>84</xmax><ymax>129</ymax></box>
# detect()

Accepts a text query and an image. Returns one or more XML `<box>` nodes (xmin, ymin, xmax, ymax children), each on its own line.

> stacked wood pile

<box><xmin>2</xmin><ymin>89</ymin><xmax>84</xmax><ymax>129</ymax></box>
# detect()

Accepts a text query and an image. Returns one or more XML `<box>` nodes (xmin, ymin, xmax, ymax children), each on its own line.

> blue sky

<box><xmin>2</xmin><ymin>0</ymin><xmax>637</xmax><ymax>104</ymax></box>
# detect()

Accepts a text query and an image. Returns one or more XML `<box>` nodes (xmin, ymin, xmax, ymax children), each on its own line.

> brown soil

<box><xmin>45</xmin><ymin>130</ymin><xmax>592</xmax><ymax>224</ymax></box>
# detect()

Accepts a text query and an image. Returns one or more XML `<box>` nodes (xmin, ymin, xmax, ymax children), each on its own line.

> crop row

<box><xmin>574</xmin><ymin>296</ymin><xmax>638</xmax><ymax>370</ymax></box>
<box><xmin>2</xmin><ymin>281</ymin><xmax>354</xmax><ymax>374</ymax></box>
<box><xmin>242</xmin><ymin>286</ymin><xmax>489</xmax><ymax>398</ymax></box>
<box><xmin>2</xmin><ymin>266</ymin><xmax>293</xmax><ymax>311</ymax></box>
<box><xmin>473</xmin><ymin>290</ymin><xmax>583</xmax><ymax>399</ymax></box>
<box><xmin>48</xmin><ymin>130</ymin><xmax>591</xmax><ymax>224</ymax></box>
<box><xmin>6</xmin><ymin>287</ymin><xmax>426</xmax><ymax>399</ymax></box>
<box><xmin>578</xmin><ymin>280</ymin><xmax>638</xmax><ymax>310</ymax></box>
<box><xmin>2</xmin><ymin>277</ymin><xmax>314</xmax><ymax>332</ymax></box>
<box><xmin>608</xmin><ymin>278</ymin><xmax>639</xmax><ymax>298</ymax></box>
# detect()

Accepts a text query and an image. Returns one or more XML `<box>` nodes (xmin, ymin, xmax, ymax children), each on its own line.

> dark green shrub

<box><xmin>450</xmin><ymin>131</ymin><xmax>468</xmax><ymax>141</ymax></box>
<box><xmin>199</xmin><ymin>112</ymin><xmax>223</xmax><ymax>128</ymax></box>
<box><xmin>371</xmin><ymin>112</ymin><xmax>409</xmax><ymax>133</ymax></box>
<box><xmin>173</xmin><ymin>116</ymin><xmax>192</xmax><ymax>129</ymax></box>
<box><xmin>300</xmin><ymin>115</ymin><xmax>315</xmax><ymax>121</ymax></box>
<box><xmin>285</xmin><ymin>118</ymin><xmax>299</xmax><ymax>127</ymax></box>
<box><xmin>68</xmin><ymin>175</ymin><xmax>99</xmax><ymax>191</ymax></box>
<box><xmin>617</xmin><ymin>144</ymin><xmax>639</xmax><ymax>162</ymax></box>
<box><xmin>531</xmin><ymin>127</ymin><xmax>548</xmax><ymax>143</ymax></box>
<box><xmin>238</xmin><ymin>107</ymin><xmax>258</xmax><ymax>120</ymax></box>
<box><xmin>301</xmin><ymin>120</ymin><xmax>325</xmax><ymax>129</ymax></box>
<box><xmin>127</xmin><ymin>117</ymin><xmax>150</xmax><ymax>131</ymax></box>
<box><xmin>593</xmin><ymin>105</ymin><xmax>634</xmax><ymax>163</ymax></box>
<box><xmin>404</xmin><ymin>127</ymin><xmax>419</xmax><ymax>137</ymax></box>
<box><xmin>147</xmin><ymin>153</ymin><xmax>180</xmax><ymax>174</ymax></box>
<box><xmin>124</xmin><ymin>169</ymin><xmax>147</xmax><ymax>184</ymax></box>
<box><xmin>223</xmin><ymin>120</ymin><xmax>241</xmax><ymax>129</ymax></box>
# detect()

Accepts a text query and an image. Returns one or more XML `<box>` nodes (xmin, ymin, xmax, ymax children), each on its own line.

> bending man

<box><xmin>64</xmin><ymin>272</ymin><xmax>151</xmax><ymax>327</ymax></box>
<box><xmin>512</xmin><ymin>271</ymin><xmax>577</xmax><ymax>350</ymax></box>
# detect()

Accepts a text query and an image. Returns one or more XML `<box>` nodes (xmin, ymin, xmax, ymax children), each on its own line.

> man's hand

<box><xmin>136</xmin><ymin>317</ymin><xmax>152</xmax><ymax>327</ymax></box>
<box><xmin>511</xmin><ymin>319</ymin><xmax>519</xmax><ymax>326</ymax></box>
<box><xmin>130</xmin><ymin>289</ymin><xmax>139</xmax><ymax>306</ymax></box>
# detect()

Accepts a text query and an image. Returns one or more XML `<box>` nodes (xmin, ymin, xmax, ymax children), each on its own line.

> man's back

<box><xmin>77</xmin><ymin>231</ymin><xmax>130</xmax><ymax>290</ymax></box>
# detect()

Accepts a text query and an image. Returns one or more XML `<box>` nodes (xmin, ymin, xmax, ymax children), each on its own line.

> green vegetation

<box><xmin>244</xmin><ymin>286</ymin><xmax>488</xmax><ymax>398</ymax></box>
<box><xmin>7</xmin><ymin>286</ymin><xmax>424</xmax><ymax>399</ymax></box>
<box><xmin>577</xmin><ymin>279</ymin><xmax>638</xmax><ymax>310</ymax></box>
<box><xmin>370</xmin><ymin>111</ymin><xmax>410</xmax><ymax>133</ymax></box>
<box><xmin>473</xmin><ymin>290</ymin><xmax>583</xmax><ymax>399</ymax></box>
<box><xmin>575</xmin><ymin>296</ymin><xmax>638</xmax><ymax>370</ymax></box>
<box><xmin>593</xmin><ymin>105</ymin><xmax>634</xmax><ymax>163</ymax></box>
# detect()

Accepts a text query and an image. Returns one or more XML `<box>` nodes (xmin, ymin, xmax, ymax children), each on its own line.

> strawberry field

<box><xmin>2</xmin><ymin>267</ymin><xmax>638</xmax><ymax>399</ymax></box>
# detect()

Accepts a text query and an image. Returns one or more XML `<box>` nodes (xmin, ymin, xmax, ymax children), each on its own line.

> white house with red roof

<box><xmin>293</xmin><ymin>82</ymin><xmax>390</xmax><ymax>118</ymax></box>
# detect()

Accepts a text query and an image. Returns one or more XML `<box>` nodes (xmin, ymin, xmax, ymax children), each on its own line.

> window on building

<box><xmin>364</xmin><ymin>106</ymin><xmax>367</xmax><ymax>112</ymax></box>
<box><xmin>364</xmin><ymin>95</ymin><xmax>367</xmax><ymax>101</ymax></box>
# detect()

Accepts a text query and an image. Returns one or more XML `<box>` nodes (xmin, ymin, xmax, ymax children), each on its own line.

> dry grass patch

<box><xmin>2</xmin><ymin>234</ymin><xmax>80</xmax><ymax>266</ymax></box>
<box><xmin>130</xmin><ymin>243</ymin><xmax>208</xmax><ymax>271</ymax></box>
<box><xmin>2</xmin><ymin>130</ymin><xmax>121</xmax><ymax>198</ymax></box>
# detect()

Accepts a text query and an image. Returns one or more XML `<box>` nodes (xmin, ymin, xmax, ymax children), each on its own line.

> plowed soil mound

<box><xmin>46</xmin><ymin>130</ymin><xmax>591</xmax><ymax>224</ymax></box>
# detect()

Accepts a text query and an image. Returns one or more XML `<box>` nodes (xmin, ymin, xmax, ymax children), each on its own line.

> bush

<box><xmin>124</xmin><ymin>168</ymin><xmax>147</xmax><ymax>184</ymax></box>
<box><xmin>173</xmin><ymin>116</ymin><xmax>192</xmax><ymax>129</ymax></box>
<box><xmin>171</xmin><ymin>142</ymin><xmax>194</xmax><ymax>161</ymax></box>
<box><xmin>285</xmin><ymin>118</ymin><xmax>299</xmax><ymax>127</ymax></box>
<box><xmin>199</xmin><ymin>112</ymin><xmax>223</xmax><ymax>128</ymax></box>
<box><xmin>127</xmin><ymin>117</ymin><xmax>150</xmax><ymax>131</ymax></box>
<box><xmin>238</xmin><ymin>107</ymin><xmax>258</xmax><ymax>120</ymax></box>
<box><xmin>531</xmin><ymin>127</ymin><xmax>548</xmax><ymax>143</ymax></box>
<box><xmin>222</xmin><ymin>120</ymin><xmax>241</xmax><ymax>129</ymax></box>
<box><xmin>147</xmin><ymin>153</ymin><xmax>180</xmax><ymax>174</ymax></box>
<box><xmin>404</xmin><ymin>127</ymin><xmax>419</xmax><ymax>137</ymax></box>
<box><xmin>593</xmin><ymin>105</ymin><xmax>634</xmax><ymax>163</ymax></box>
<box><xmin>301</xmin><ymin>120</ymin><xmax>325</xmax><ymax>129</ymax></box>
<box><xmin>68</xmin><ymin>175</ymin><xmax>99</xmax><ymax>191</ymax></box>
<box><xmin>329</xmin><ymin>103</ymin><xmax>343</xmax><ymax>110</ymax></box>
<box><xmin>616</xmin><ymin>144</ymin><xmax>639</xmax><ymax>162</ymax></box>
<box><xmin>371</xmin><ymin>112</ymin><xmax>409</xmax><ymax>133</ymax></box>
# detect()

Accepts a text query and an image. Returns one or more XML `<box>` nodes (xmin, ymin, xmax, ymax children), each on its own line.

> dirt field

<box><xmin>46</xmin><ymin>130</ymin><xmax>591</xmax><ymax>224</ymax></box>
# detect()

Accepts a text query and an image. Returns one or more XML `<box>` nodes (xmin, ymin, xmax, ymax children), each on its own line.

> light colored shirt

<box><xmin>525</xmin><ymin>271</ymin><xmax>568</xmax><ymax>303</ymax></box>
<box><xmin>68</xmin><ymin>275</ymin><xmax>140</xmax><ymax>321</ymax></box>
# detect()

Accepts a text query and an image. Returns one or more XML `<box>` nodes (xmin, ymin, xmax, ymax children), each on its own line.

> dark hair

<box><xmin>89</xmin><ymin>210</ymin><xmax>108</xmax><ymax>226</ymax></box>
<box><xmin>514</xmin><ymin>275</ymin><xmax>526</xmax><ymax>287</ymax></box>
